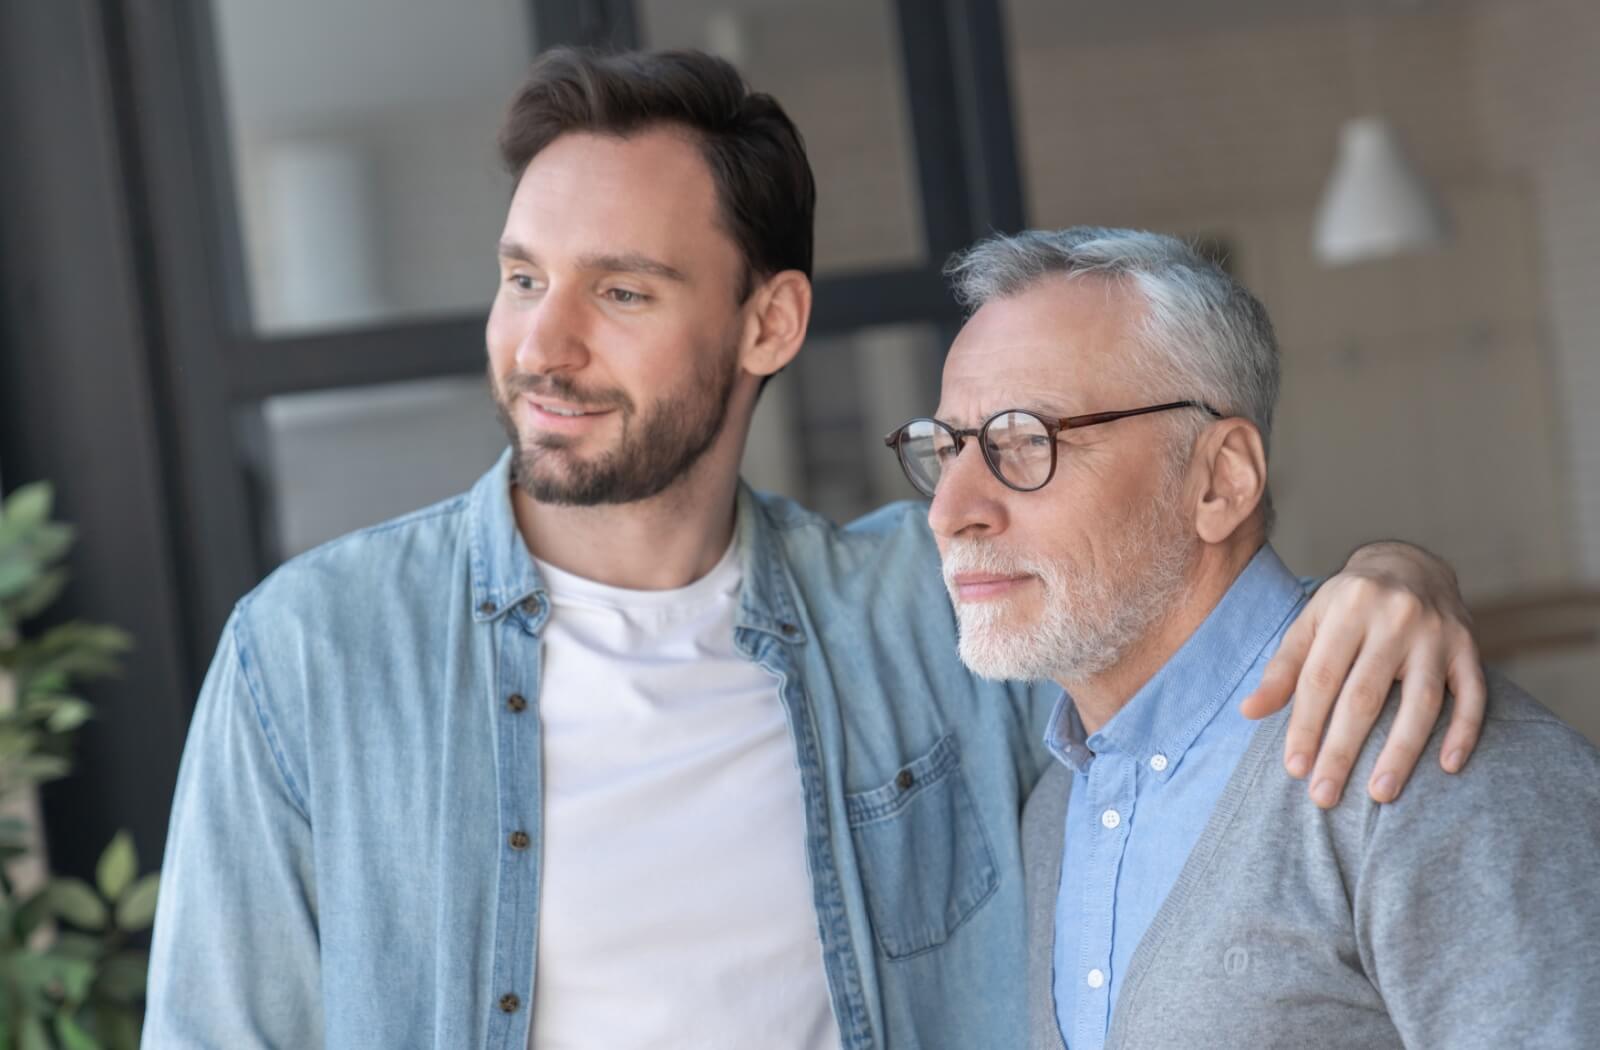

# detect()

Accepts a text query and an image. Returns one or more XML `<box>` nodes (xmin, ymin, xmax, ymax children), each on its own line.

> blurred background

<box><xmin>1</xmin><ymin>0</ymin><xmax>1596</xmax><ymax>892</ymax></box>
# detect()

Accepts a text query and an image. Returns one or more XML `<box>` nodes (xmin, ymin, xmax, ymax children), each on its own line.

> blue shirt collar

<box><xmin>1046</xmin><ymin>544</ymin><xmax>1307</xmax><ymax>779</ymax></box>
<box><xmin>466</xmin><ymin>448</ymin><xmax>807</xmax><ymax>644</ymax></box>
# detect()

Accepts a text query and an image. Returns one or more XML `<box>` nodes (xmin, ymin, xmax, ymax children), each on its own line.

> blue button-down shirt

<box><xmin>1050</xmin><ymin>546</ymin><xmax>1309</xmax><ymax>1050</ymax></box>
<box><xmin>145</xmin><ymin>449</ymin><xmax>1056</xmax><ymax>1050</ymax></box>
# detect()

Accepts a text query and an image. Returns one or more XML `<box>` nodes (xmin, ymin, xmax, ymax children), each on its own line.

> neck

<box><xmin>511</xmin><ymin>417</ymin><xmax>750</xmax><ymax>591</ymax></box>
<box><xmin>1063</xmin><ymin>538</ymin><xmax>1262</xmax><ymax>734</ymax></box>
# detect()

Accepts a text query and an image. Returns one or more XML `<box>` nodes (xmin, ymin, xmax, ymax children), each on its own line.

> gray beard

<box><xmin>942</xmin><ymin>480</ymin><xmax>1195</xmax><ymax>684</ymax></box>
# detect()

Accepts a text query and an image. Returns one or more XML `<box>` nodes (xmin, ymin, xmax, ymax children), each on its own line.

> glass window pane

<box><xmin>257</xmin><ymin>376</ymin><xmax>507</xmax><ymax>559</ymax></box>
<box><xmin>210</xmin><ymin>0</ymin><xmax>533</xmax><ymax>335</ymax></box>
<box><xmin>744</xmin><ymin>323</ymin><xmax>944</xmax><ymax>524</ymax></box>
<box><xmin>638</xmin><ymin>0</ymin><xmax>926</xmax><ymax>275</ymax></box>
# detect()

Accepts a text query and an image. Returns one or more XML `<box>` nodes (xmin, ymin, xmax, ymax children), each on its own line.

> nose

<box><xmin>926</xmin><ymin>442</ymin><xmax>1008</xmax><ymax>542</ymax></box>
<box><xmin>514</xmin><ymin>282</ymin><xmax>592</xmax><ymax>376</ymax></box>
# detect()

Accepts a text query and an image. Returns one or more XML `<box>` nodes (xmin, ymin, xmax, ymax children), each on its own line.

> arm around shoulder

<box><xmin>142</xmin><ymin>609</ymin><xmax>324</xmax><ymax>1049</ymax></box>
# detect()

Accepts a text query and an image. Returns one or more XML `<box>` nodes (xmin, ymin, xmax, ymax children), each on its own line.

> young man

<box><xmin>893</xmin><ymin>225</ymin><xmax>1599</xmax><ymax>1048</ymax></box>
<box><xmin>145</xmin><ymin>51</ymin><xmax>1485</xmax><ymax>1049</ymax></box>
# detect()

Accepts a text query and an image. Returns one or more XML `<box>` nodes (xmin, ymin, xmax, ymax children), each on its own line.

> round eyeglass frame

<box><xmin>882</xmin><ymin>400</ymin><xmax>1224</xmax><ymax>498</ymax></box>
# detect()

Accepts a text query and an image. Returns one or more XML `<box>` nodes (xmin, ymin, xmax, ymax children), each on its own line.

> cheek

<box><xmin>485</xmin><ymin>299</ymin><xmax>521</xmax><ymax>368</ymax></box>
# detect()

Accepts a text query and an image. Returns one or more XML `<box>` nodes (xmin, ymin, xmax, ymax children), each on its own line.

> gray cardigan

<box><xmin>1022</xmin><ymin>672</ymin><xmax>1600</xmax><ymax>1049</ymax></box>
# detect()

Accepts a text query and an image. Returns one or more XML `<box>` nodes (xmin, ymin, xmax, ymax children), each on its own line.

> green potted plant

<box><xmin>0</xmin><ymin>482</ymin><xmax>158</xmax><ymax>1050</ymax></box>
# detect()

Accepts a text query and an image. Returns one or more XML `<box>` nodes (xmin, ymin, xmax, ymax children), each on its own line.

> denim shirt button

<box><xmin>521</xmin><ymin>597</ymin><xmax>541</xmax><ymax>615</ymax></box>
<box><xmin>508</xmin><ymin>831</ymin><xmax>530</xmax><ymax>851</ymax></box>
<box><xmin>780</xmin><ymin>621</ymin><xmax>800</xmax><ymax>638</ymax></box>
<box><xmin>896</xmin><ymin>768</ymin><xmax>915</xmax><ymax>791</ymax></box>
<box><xmin>479</xmin><ymin>600</ymin><xmax>497</xmax><ymax>615</ymax></box>
<box><xmin>499</xmin><ymin>993</ymin><xmax>521</xmax><ymax>1013</ymax></box>
<box><xmin>507</xmin><ymin>693</ymin><xmax>528</xmax><ymax>713</ymax></box>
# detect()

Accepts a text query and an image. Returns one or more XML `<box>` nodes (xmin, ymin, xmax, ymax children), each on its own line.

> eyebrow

<box><xmin>497</xmin><ymin>240</ymin><xmax>689</xmax><ymax>283</ymax></box>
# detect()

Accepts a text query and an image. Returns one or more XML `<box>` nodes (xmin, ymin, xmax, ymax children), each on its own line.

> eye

<box><xmin>604</xmin><ymin>288</ymin><xmax>650</xmax><ymax>305</ymax></box>
<box><xmin>506</xmin><ymin>273</ymin><xmax>538</xmax><ymax>292</ymax></box>
<box><xmin>933</xmin><ymin>442</ymin><xmax>961</xmax><ymax>463</ymax></box>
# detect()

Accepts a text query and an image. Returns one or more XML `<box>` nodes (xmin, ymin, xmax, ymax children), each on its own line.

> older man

<box><xmin>885</xmin><ymin>227</ymin><xmax>1600</xmax><ymax>1049</ymax></box>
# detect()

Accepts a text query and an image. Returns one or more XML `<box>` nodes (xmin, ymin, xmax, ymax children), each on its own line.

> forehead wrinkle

<box><xmin>939</xmin><ymin>352</ymin><xmax>1085</xmax><ymax>427</ymax></box>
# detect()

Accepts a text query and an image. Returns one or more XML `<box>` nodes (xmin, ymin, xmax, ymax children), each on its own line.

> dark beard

<box><xmin>492</xmin><ymin>340</ymin><xmax>740</xmax><ymax>506</ymax></box>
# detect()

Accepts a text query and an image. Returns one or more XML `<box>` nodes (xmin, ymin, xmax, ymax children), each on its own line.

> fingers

<box><xmin>1439</xmin><ymin>644</ymin><xmax>1486</xmax><ymax>773</ymax></box>
<box><xmin>1365</xmin><ymin>654</ymin><xmax>1446</xmax><ymax>802</ymax></box>
<box><xmin>1279</xmin><ymin>603</ymin><xmax>1366</xmax><ymax>784</ymax></box>
<box><xmin>1304</xmin><ymin>641</ymin><xmax>1405</xmax><ymax>808</ymax></box>
<box><xmin>1240</xmin><ymin>609</ymin><xmax>1313</xmax><ymax>721</ymax></box>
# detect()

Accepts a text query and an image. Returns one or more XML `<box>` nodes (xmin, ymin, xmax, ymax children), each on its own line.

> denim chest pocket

<box><xmin>844</xmin><ymin>733</ymin><xmax>999</xmax><ymax>960</ymax></box>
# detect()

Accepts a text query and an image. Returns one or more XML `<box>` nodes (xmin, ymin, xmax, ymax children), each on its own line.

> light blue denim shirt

<box><xmin>1049</xmin><ymin>546</ymin><xmax>1308</xmax><ymax>1050</ymax></box>
<box><xmin>144</xmin><ymin>449</ymin><xmax>1056</xmax><ymax>1050</ymax></box>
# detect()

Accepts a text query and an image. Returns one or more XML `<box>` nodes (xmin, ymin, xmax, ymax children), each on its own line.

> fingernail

<box><xmin>1287</xmin><ymin>753</ymin><xmax>1311</xmax><ymax>778</ymax></box>
<box><xmin>1311</xmin><ymin>779</ymin><xmax>1338</xmax><ymax>807</ymax></box>
<box><xmin>1371</xmin><ymin>772</ymin><xmax>1397</xmax><ymax>801</ymax></box>
<box><xmin>1444</xmin><ymin>748</ymin><xmax>1464</xmax><ymax>772</ymax></box>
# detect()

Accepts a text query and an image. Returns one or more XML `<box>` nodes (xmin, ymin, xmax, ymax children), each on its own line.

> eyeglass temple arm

<box><xmin>1061</xmin><ymin>400</ymin><xmax>1224</xmax><ymax>430</ymax></box>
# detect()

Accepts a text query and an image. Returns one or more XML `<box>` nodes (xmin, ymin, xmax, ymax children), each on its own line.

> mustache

<box><xmin>940</xmin><ymin>539</ymin><xmax>1045</xmax><ymax>588</ymax></box>
<box><xmin>501</xmin><ymin>370</ymin><xmax>633</xmax><ymax>414</ymax></box>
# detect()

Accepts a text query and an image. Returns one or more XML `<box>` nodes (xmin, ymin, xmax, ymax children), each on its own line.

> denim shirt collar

<box><xmin>730</xmin><ymin>485</ymin><xmax>810</xmax><ymax>645</ymax></box>
<box><xmin>1045</xmin><ymin>544</ymin><xmax>1306</xmax><ymax>780</ymax></box>
<box><xmin>468</xmin><ymin>449</ymin><xmax>547</xmax><ymax>626</ymax></box>
<box><xmin>466</xmin><ymin>448</ymin><xmax>807</xmax><ymax>645</ymax></box>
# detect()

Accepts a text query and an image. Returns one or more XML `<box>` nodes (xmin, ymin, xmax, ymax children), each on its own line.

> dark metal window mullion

<box><xmin>893</xmin><ymin>0</ymin><xmax>1028</xmax><ymax>262</ymax></box>
<box><xmin>528</xmin><ymin>0</ymin><xmax>639</xmax><ymax>50</ymax></box>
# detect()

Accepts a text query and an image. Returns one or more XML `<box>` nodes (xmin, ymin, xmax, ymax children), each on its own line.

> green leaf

<box><xmin>10</xmin><ymin>568</ymin><xmax>67</xmax><ymax>622</ymax></box>
<box><xmin>0</xmin><ymin>813</ymin><xmax>31</xmax><ymax>845</ymax></box>
<box><xmin>56</xmin><ymin>1012</ymin><xmax>100</xmax><ymax>1050</ymax></box>
<box><xmin>12</xmin><ymin>754</ymin><xmax>71</xmax><ymax>783</ymax></box>
<box><xmin>15</xmin><ymin>623</ymin><xmax>131</xmax><ymax>682</ymax></box>
<box><xmin>16</xmin><ymin>887</ymin><xmax>53</xmax><ymax>940</ymax></box>
<box><xmin>98</xmin><ymin>1007</ymin><xmax>142</xmax><ymax>1050</ymax></box>
<box><xmin>46</xmin><ymin>699</ymin><xmax>93</xmax><ymax>734</ymax></box>
<box><xmin>52</xmin><ymin>932</ymin><xmax>104</xmax><ymax>961</ymax></box>
<box><xmin>96</xmin><ymin>950</ymin><xmax>148</xmax><ymax>1005</ymax></box>
<box><xmin>21</xmin><ymin>669</ymin><xmax>67</xmax><ymax>695</ymax></box>
<box><xmin>0</xmin><ymin>557</ymin><xmax>38</xmax><ymax>600</ymax></box>
<box><xmin>19</xmin><ymin>1012</ymin><xmax>52</xmax><ymax>1050</ymax></box>
<box><xmin>47</xmin><ymin>878</ymin><xmax>107</xmax><ymax>931</ymax></box>
<box><xmin>96</xmin><ymin>833</ymin><xmax>135</xmax><ymax>902</ymax></box>
<box><xmin>25</xmin><ymin>523</ymin><xmax>76</xmax><ymax>569</ymax></box>
<box><xmin>113</xmin><ymin>874</ymin><xmax>158</xmax><ymax>932</ymax></box>
<box><xmin>9</xmin><ymin>949</ymin><xmax>96</xmax><ymax>1007</ymax></box>
<box><xmin>99</xmin><ymin>1008</ymin><xmax>142</xmax><ymax>1050</ymax></box>
<box><xmin>2</xmin><ymin>483</ymin><xmax>53</xmax><ymax>530</ymax></box>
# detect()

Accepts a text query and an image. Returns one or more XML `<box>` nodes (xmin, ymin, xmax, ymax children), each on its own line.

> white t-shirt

<box><xmin>528</xmin><ymin>539</ymin><xmax>841</xmax><ymax>1050</ymax></box>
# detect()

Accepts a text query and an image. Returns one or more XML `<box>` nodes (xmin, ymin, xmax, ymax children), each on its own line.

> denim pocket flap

<box><xmin>845</xmin><ymin>733</ymin><xmax>999</xmax><ymax>959</ymax></box>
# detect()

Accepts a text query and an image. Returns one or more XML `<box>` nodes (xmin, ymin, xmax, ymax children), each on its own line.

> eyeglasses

<box><xmin>883</xmin><ymin>400</ymin><xmax>1223</xmax><ymax>498</ymax></box>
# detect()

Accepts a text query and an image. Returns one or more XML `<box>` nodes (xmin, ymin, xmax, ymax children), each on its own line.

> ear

<box><xmin>738</xmin><ymin>270</ymin><xmax>811</xmax><ymax>378</ymax></box>
<box><xmin>1193</xmin><ymin>419</ymin><xmax>1268</xmax><ymax>545</ymax></box>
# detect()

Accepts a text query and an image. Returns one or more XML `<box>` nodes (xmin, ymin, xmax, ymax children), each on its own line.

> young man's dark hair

<box><xmin>499</xmin><ymin>47</ymin><xmax>815</xmax><ymax>301</ymax></box>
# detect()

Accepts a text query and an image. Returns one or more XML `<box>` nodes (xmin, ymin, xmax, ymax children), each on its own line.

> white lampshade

<box><xmin>1313</xmin><ymin>116</ymin><xmax>1448</xmax><ymax>266</ymax></box>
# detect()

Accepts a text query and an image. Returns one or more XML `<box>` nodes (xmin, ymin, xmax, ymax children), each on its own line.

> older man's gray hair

<box><xmin>944</xmin><ymin>227</ymin><xmax>1281</xmax><ymax>455</ymax></box>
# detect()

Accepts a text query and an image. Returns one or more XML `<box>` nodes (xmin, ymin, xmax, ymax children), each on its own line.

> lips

<box><xmin>526</xmin><ymin>397</ymin><xmax>606</xmax><ymax>417</ymax></box>
<box><xmin>520</xmin><ymin>395</ymin><xmax>615</xmax><ymax>432</ymax></box>
<box><xmin>950</xmin><ymin>573</ymin><xmax>1033</xmax><ymax>601</ymax></box>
